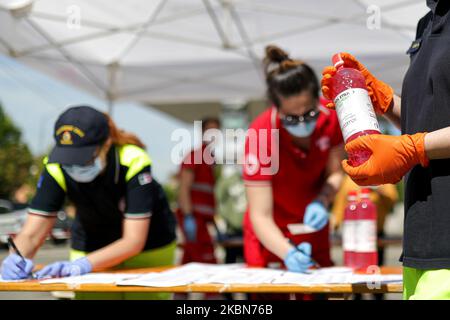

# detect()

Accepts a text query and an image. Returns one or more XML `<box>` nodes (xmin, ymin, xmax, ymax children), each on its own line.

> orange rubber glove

<box><xmin>342</xmin><ymin>133</ymin><xmax>429</xmax><ymax>186</ymax></box>
<box><xmin>321</xmin><ymin>52</ymin><xmax>394</xmax><ymax>114</ymax></box>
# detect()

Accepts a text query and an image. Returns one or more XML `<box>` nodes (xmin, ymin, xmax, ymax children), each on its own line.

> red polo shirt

<box><xmin>242</xmin><ymin>101</ymin><xmax>343</xmax><ymax>266</ymax></box>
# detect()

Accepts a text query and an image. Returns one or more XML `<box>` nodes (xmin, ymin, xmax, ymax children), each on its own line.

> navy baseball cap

<box><xmin>48</xmin><ymin>106</ymin><xmax>109</xmax><ymax>165</ymax></box>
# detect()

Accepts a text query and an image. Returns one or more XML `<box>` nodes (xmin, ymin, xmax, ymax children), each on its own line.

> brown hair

<box><xmin>201</xmin><ymin>116</ymin><xmax>221</xmax><ymax>132</ymax></box>
<box><xmin>103</xmin><ymin>113</ymin><xmax>146</xmax><ymax>148</ymax></box>
<box><xmin>263</xmin><ymin>45</ymin><xmax>319</xmax><ymax>108</ymax></box>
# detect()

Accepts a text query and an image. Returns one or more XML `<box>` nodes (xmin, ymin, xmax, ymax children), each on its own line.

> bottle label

<box><xmin>334</xmin><ymin>88</ymin><xmax>380</xmax><ymax>142</ymax></box>
<box><xmin>355</xmin><ymin>219</ymin><xmax>377</xmax><ymax>252</ymax></box>
<box><xmin>342</xmin><ymin>220</ymin><xmax>356</xmax><ymax>251</ymax></box>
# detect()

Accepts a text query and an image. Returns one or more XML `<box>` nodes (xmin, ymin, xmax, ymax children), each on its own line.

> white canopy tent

<box><xmin>0</xmin><ymin>0</ymin><xmax>429</xmax><ymax>122</ymax></box>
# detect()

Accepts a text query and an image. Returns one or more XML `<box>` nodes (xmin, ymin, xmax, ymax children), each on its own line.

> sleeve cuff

<box><xmin>124</xmin><ymin>212</ymin><xmax>152</xmax><ymax>219</ymax></box>
<box><xmin>28</xmin><ymin>208</ymin><xmax>58</xmax><ymax>217</ymax></box>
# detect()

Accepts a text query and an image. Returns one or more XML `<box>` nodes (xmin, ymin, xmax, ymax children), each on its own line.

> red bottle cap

<box><xmin>360</xmin><ymin>188</ymin><xmax>371</xmax><ymax>198</ymax></box>
<box><xmin>347</xmin><ymin>190</ymin><xmax>358</xmax><ymax>201</ymax></box>
<box><xmin>332</xmin><ymin>53</ymin><xmax>344</xmax><ymax>69</ymax></box>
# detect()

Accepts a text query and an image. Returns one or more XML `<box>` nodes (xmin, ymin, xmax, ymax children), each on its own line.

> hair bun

<box><xmin>265</xmin><ymin>45</ymin><xmax>290</xmax><ymax>63</ymax></box>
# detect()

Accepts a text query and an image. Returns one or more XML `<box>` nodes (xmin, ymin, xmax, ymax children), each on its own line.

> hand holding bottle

<box><xmin>342</xmin><ymin>133</ymin><xmax>429</xmax><ymax>186</ymax></box>
<box><xmin>321</xmin><ymin>52</ymin><xmax>394</xmax><ymax>115</ymax></box>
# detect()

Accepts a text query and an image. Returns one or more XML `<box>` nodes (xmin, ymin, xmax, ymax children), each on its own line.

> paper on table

<box><xmin>273</xmin><ymin>271</ymin><xmax>354</xmax><ymax>285</ymax></box>
<box><xmin>307</xmin><ymin>266</ymin><xmax>354</xmax><ymax>274</ymax></box>
<box><xmin>0</xmin><ymin>276</ymin><xmax>27</xmax><ymax>282</ymax></box>
<box><xmin>116</xmin><ymin>270</ymin><xmax>203</xmax><ymax>287</ymax></box>
<box><xmin>56</xmin><ymin>263</ymin><xmax>401</xmax><ymax>288</ymax></box>
<box><xmin>40</xmin><ymin>273</ymin><xmax>141</xmax><ymax>285</ymax></box>
<box><xmin>117</xmin><ymin>263</ymin><xmax>245</xmax><ymax>287</ymax></box>
<box><xmin>350</xmin><ymin>274</ymin><xmax>402</xmax><ymax>284</ymax></box>
<box><xmin>273</xmin><ymin>271</ymin><xmax>402</xmax><ymax>285</ymax></box>
<box><xmin>195</xmin><ymin>268</ymin><xmax>284</xmax><ymax>285</ymax></box>
<box><xmin>177</xmin><ymin>262</ymin><xmax>245</xmax><ymax>271</ymax></box>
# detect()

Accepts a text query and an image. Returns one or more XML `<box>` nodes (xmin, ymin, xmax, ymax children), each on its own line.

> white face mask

<box><xmin>284</xmin><ymin>119</ymin><xmax>317</xmax><ymax>138</ymax></box>
<box><xmin>63</xmin><ymin>157</ymin><xmax>105</xmax><ymax>183</ymax></box>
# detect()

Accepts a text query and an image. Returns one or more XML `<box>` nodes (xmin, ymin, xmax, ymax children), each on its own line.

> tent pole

<box><xmin>107</xmin><ymin>99</ymin><xmax>114</xmax><ymax>116</ymax></box>
<box><xmin>107</xmin><ymin>61</ymin><xmax>119</xmax><ymax>117</ymax></box>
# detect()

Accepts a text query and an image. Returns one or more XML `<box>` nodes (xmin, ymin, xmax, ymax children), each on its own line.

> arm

<box><xmin>342</xmin><ymin>126</ymin><xmax>450</xmax><ymax>186</ymax></box>
<box><xmin>383</xmin><ymin>95</ymin><xmax>402</xmax><ymax>130</ymax></box>
<box><xmin>425</xmin><ymin>126</ymin><xmax>450</xmax><ymax>159</ymax></box>
<box><xmin>13</xmin><ymin>214</ymin><xmax>56</xmax><ymax>258</ymax></box>
<box><xmin>246</xmin><ymin>184</ymin><xmax>292</xmax><ymax>260</ymax></box>
<box><xmin>85</xmin><ymin>218</ymin><xmax>150</xmax><ymax>271</ymax></box>
<box><xmin>316</xmin><ymin>144</ymin><xmax>345</xmax><ymax>208</ymax></box>
<box><xmin>178</xmin><ymin>168</ymin><xmax>194</xmax><ymax>215</ymax></box>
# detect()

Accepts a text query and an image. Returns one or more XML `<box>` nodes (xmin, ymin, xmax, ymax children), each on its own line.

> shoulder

<box><xmin>416</xmin><ymin>11</ymin><xmax>432</xmax><ymax>40</ymax></box>
<box><xmin>118</xmin><ymin>145</ymin><xmax>152</xmax><ymax>182</ymax></box>
<box><xmin>322</xmin><ymin>106</ymin><xmax>339</xmax><ymax>127</ymax></box>
<box><xmin>316</xmin><ymin>103</ymin><xmax>343</xmax><ymax>146</ymax></box>
<box><xmin>249</xmin><ymin>107</ymin><xmax>276</xmax><ymax>131</ymax></box>
<box><xmin>181</xmin><ymin>146</ymin><xmax>203</xmax><ymax>170</ymax></box>
<box><xmin>43</xmin><ymin>157</ymin><xmax>67</xmax><ymax>192</ymax></box>
<box><xmin>316</xmin><ymin>97</ymin><xmax>339</xmax><ymax>127</ymax></box>
<box><xmin>118</xmin><ymin>144</ymin><xmax>152</xmax><ymax>167</ymax></box>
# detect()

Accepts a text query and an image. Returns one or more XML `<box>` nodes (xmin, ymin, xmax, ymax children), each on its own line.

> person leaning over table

<box><xmin>242</xmin><ymin>45</ymin><xmax>345</xmax><ymax>299</ymax></box>
<box><xmin>0</xmin><ymin>106</ymin><xmax>176</xmax><ymax>300</ymax></box>
<box><xmin>321</xmin><ymin>0</ymin><xmax>450</xmax><ymax>300</ymax></box>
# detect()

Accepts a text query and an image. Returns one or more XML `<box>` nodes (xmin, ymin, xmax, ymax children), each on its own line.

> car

<box><xmin>0</xmin><ymin>199</ymin><xmax>71</xmax><ymax>248</ymax></box>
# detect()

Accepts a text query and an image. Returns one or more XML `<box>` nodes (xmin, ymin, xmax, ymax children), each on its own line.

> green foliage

<box><xmin>163</xmin><ymin>182</ymin><xmax>178</xmax><ymax>211</ymax></box>
<box><xmin>0</xmin><ymin>104</ymin><xmax>33</xmax><ymax>198</ymax></box>
<box><xmin>396</xmin><ymin>179</ymin><xmax>404</xmax><ymax>203</ymax></box>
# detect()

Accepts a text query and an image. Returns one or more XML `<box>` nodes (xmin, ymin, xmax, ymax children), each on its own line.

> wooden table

<box><xmin>0</xmin><ymin>266</ymin><xmax>403</xmax><ymax>295</ymax></box>
<box><xmin>218</xmin><ymin>235</ymin><xmax>402</xmax><ymax>249</ymax></box>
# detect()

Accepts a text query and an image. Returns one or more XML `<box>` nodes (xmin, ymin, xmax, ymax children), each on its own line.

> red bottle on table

<box><xmin>329</xmin><ymin>53</ymin><xmax>381</xmax><ymax>166</ymax></box>
<box><xmin>343</xmin><ymin>190</ymin><xmax>358</xmax><ymax>269</ymax></box>
<box><xmin>355</xmin><ymin>188</ymin><xmax>378</xmax><ymax>271</ymax></box>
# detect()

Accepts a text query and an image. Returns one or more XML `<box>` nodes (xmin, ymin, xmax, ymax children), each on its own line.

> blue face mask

<box><xmin>284</xmin><ymin>119</ymin><xmax>317</xmax><ymax>138</ymax></box>
<box><xmin>63</xmin><ymin>157</ymin><xmax>105</xmax><ymax>183</ymax></box>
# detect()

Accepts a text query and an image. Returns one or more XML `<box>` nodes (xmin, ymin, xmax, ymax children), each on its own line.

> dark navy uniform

<box><xmin>29</xmin><ymin>144</ymin><xmax>176</xmax><ymax>253</ymax></box>
<box><xmin>401</xmin><ymin>0</ymin><xmax>450</xmax><ymax>269</ymax></box>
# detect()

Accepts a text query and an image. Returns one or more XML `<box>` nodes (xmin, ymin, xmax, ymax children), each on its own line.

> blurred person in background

<box><xmin>1</xmin><ymin>106</ymin><xmax>176</xmax><ymax>300</ymax></box>
<box><xmin>177</xmin><ymin>117</ymin><xmax>221</xmax><ymax>264</ymax></box>
<box><xmin>243</xmin><ymin>45</ymin><xmax>345</xmax><ymax>299</ymax></box>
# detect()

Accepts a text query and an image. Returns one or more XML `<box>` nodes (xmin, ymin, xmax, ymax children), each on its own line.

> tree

<box><xmin>0</xmin><ymin>103</ymin><xmax>33</xmax><ymax>199</ymax></box>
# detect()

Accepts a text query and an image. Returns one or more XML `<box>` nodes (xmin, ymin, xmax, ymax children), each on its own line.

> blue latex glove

<box><xmin>303</xmin><ymin>201</ymin><xmax>329</xmax><ymax>230</ymax></box>
<box><xmin>284</xmin><ymin>242</ymin><xmax>313</xmax><ymax>273</ymax></box>
<box><xmin>35</xmin><ymin>257</ymin><xmax>92</xmax><ymax>279</ymax></box>
<box><xmin>183</xmin><ymin>214</ymin><xmax>197</xmax><ymax>242</ymax></box>
<box><xmin>1</xmin><ymin>253</ymin><xmax>34</xmax><ymax>280</ymax></box>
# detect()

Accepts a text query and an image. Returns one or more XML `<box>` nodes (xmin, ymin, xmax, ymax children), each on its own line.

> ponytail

<box><xmin>103</xmin><ymin>113</ymin><xmax>146</xmax><ymax>148</ymax></box>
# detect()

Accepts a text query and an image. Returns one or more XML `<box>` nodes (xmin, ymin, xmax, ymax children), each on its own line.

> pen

<box><xmin>288</xmin><ymin>239</ymin><xmax>321</xmax><ymax>269</ymax></box>
<box><xmin>7</xmin><ymin>236</ymin><xmax>37</xmax><ymax>279</ymax></box>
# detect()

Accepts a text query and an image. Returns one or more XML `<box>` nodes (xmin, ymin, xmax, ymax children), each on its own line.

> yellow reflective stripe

<box><xmin>43</xmin><ymin>156</ymin><xmax>67</xmax><ymax>192</ymax></box>
<box><xmin>118</xmin><ymin>145</ymin><xmax>152</xmax><ymax>182</ymax></box>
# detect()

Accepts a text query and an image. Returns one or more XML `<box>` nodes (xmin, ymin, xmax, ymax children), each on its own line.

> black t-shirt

<box><xmin>401</xmin><ymin>1</ymin><xmax>450</xmax><ymax>269</ymax></box>
<box><xmin>29</xmin><ymin>145</ymin><xmax>176</xmax><ymax>252</ymax></box>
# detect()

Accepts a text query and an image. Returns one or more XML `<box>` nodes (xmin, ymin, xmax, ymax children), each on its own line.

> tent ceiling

<box><xmin>0</xmin><ymin>0</ymin><xmax>429</xmax><ymax>122</ymax></box>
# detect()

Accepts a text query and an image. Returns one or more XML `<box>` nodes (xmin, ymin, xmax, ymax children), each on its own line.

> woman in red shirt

<box><xmin>243</xmin><ymin>45</ymin><xmax>344</xmax><ymax>276</ymax></box>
